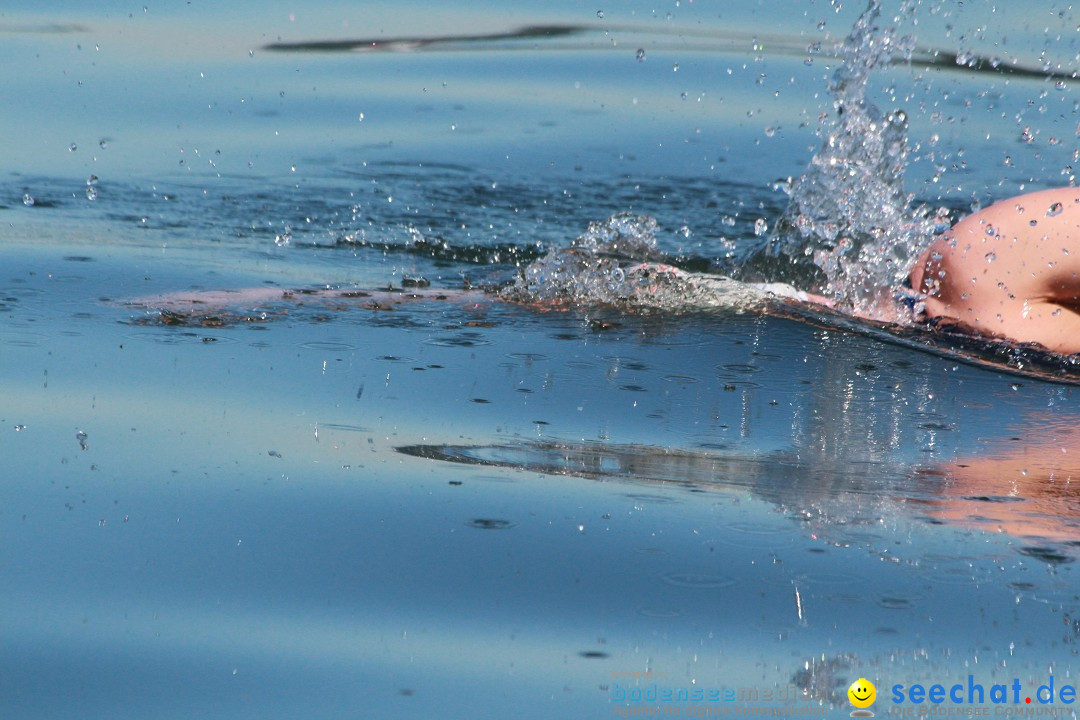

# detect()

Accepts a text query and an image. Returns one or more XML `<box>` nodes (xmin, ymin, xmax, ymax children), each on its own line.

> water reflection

<box><xmin>396</xmin><ymin>319</ymin><xmax>1080</xmax><ymax>558</ymax></box>
<box><xmin>919</xmin><ymin>415</ymin><xmax>1080</xmax><ymax>547</ymax></box>
<box><xmin>262</xmin><ymin>20</ymin><xmax>1071</xmax><ymax>80</ymax></box>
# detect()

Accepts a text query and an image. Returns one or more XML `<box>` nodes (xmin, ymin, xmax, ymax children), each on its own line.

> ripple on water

<box><xmin>465</xmin><ymin>518</ymin><xmax>515</xmax><ymax>530</ymax></box>
<box><xmin>659</xmin><ymin>571</ymin><xmax>738</xmax><ymax>589</ymax></box>
<box><xmin>605</xmin><ymin>357</ymin><xmax>650</xmax><ymax>372</ymax></box>
<box><xmin>124</xmin><ymin>331</ymin><xmax>238</xmax><ymax>345</ymax></box>
<box><xmin>719</xmin><ymin>363</ymin><xmax>762</xmax><ymax>374</ymax></box>
<box><xmin>637</xmin><ymin>607</ymin><xmax>683</xmax><ymax>619</ymax></box>
<box><xmin>0</xmin><ymin>330</ymin><xmax>50</xmax><ymax>347</ymax></box>
<box><xmin>317</xmin><ymin>423</ymin><xmax>370</xmax><ymax>433</ymax></box>
<box><xmin>720</xmin><ymin>380</ymin><xmax>762</xmax><ymax>390</ymax></box>
<box><xmin>875</xmin><ymin>594</ymin><xmax>921</xmax><ymax>610</ymax></box>
<box><xmin>426</xmin><ymin>333</ymin><xmax>492</xmax><ymax>347</ymax></box>
<box><xmin>710</xmin><ymin>522</ymin><xmax>797</xmax><ymax>550</ymax></box>
<box><xmin>623</xmin><ymin>492</ymin><xmax>680</xmax><ymax>506</ymax></box>
<box><xmin>662</xmin><ymin>374</ymin><xmax>699</xmax><ymax>384</ymax></box>
<box><xmin>793</xmin><ymin>571</ymin><xmax>862</xmax><ymax>586</ymax></box>
<box><xmin>299</xmin><ymin>341</ymin><xmax>357</xmax><ymax>351</ymax></box>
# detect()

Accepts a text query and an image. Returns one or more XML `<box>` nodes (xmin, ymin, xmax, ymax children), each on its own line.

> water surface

<box><xmin>3</xmin><ymin>1</ymin><xmax>1080</xmax><ymax>718</ymax></box>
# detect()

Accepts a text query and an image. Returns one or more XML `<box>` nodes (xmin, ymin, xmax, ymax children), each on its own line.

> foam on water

<box><xmin>500</xmin><ymin>213</ymin><xmax>777</xmax><ymax>310</ymax></box>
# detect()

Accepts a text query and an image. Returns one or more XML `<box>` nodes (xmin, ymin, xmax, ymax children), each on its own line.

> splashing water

<box><xmin>766</xmin><ymin>0</ymin><xmax>937</xmax><ymax>314</ymax></box>
<box><xmin>509</xmin><ymin>0</ymin><xmax>937</xmax><ymax>318</ymax></box>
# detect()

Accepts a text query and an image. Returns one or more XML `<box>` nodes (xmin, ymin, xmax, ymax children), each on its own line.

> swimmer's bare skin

<box><xmin>910</xmin><ymin>187</ymin><xmax>1080</xmax><ymax>355</ymax></box>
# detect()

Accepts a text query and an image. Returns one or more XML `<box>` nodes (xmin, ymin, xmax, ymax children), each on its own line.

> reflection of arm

<box><xmin>923</xmin><ymin>421</ymin><xmax>1080</xmax><ymax>543</ymax></box>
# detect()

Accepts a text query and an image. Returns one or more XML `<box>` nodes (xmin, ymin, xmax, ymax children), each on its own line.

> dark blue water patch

<box><xmin>1017</xmin><ymin>546</ymin><xmax>1075</xmax><ymax>566</ymax></box>
<box><xmin>658</xmin><ymin>571</ymin><xmax>737</xmax><ymax>589</ymax></box>
<box><xmin>465</xmin><ymin>518</ymin><xmax>515</xmax><ymax>530</ymax></box>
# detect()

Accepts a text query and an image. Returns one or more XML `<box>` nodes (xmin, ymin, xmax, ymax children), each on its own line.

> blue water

<box><xmin>3</xmin><ymin>2</ymin><xmax>1080</xmax><ymax>718</ymax></box>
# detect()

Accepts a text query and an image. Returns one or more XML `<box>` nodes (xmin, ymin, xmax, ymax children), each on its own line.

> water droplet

<box><xmin>635</xmin><ymin>48</ymin><xmax>646</xmax><ymax>62</ymax></box>
<box><xmin>275</xmin><ymin>228</ymin><xmax>292</xmax><ymax>246</ymax></box>
<box><xmin>764</xmin><ymin>126</ymin><xmax>777</xmax><ymax>138</ymax></box>
<box><xmin>98</xmin><ymin>138</ymin><xmax>108</xmax><ymax>149</ymax></box>
<box><xmin>22</xmin><ymin>193</ymin><xmax>35</xmax><ymax>207</ymax></box>
<box><xmin>672</xmin><ymin>63</ymin><xmax>679</xmax><ymax>72</ymax></box>
<box><xmin>1048</xmin><ymin>202</ymin><xmax>1064</xmax><ymax>217</ymax></box>
<box><xmin>596</xmin><ymin>9</ymin><xmax>605</xmax><ymax>18</ymax></box>
<box><xmin>357</xmin><ymin>112</ymin><xmax>364</xmax><ymax>122</ymax></box>
<box><xmin>1056</xmin><ymin>80</ymin><xmax>1067</xmax><ymax>91</ymax></box>
<box><xmin>68</xmin><ymin>143</ymin><xmax>77</xmax><ymax>152</ymax></box>
<box><xmin>984</xmin><ymin>224</ymin><xmax>996</xmax><ymax>236</ymax></box>
<box><xmin>984</xmin><ymin>251</ymin><xmax>996</xmax><ymax>263</ymax></box>
<box><xmin>754</xmin><ymin>218</ymin><xmax>768</xmax><ymax>236</ymax></box>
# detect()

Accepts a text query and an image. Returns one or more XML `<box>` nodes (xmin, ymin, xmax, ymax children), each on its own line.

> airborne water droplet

<box><xmin>1048</xmin><ymin>202</ymin><xmax>1064</xmax><ymax>217</ymax></box>
<box><xmin>22</xmin><ymin>193</ymin><xmax>34</xmax><ymax>207</ymax></box>
<box><xmin>635</xmin><ymin>48</ymin><xmax>646</xmax><ymax>62</ymax></box>
<box><xmin>754</xmin><ymin>218</ymin><xmax>768</xmax><ymax>236</ymax></box>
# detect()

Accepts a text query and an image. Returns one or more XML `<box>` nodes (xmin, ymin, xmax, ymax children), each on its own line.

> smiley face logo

<box><xmin>848</xmin><ymin>678</ymin><xmax>877</xmax><ymax>714</ymax></box>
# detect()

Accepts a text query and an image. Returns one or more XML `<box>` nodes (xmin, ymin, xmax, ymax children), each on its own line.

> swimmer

<box><xmin>908</xmin><ymin>186</ymin><xmax>1080</xmax><ymax>355</ymax></box>
<box><xmin>127</xmin><ymin>187</ymin><xmax>1080</xmax><ymax>357</ymax></box>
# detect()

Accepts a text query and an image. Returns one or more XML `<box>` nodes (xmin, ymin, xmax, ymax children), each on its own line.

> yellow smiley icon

<box><xmin>848</xmin><ymin>678</ymin><xmax>877</xmax><ymax>710</ymax></box>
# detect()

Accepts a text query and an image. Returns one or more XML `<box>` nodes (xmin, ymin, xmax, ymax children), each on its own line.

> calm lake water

<box><xmin>3</xmin><ymin>1</ymin><xmax>1080</xmax><ymax>718</ymax></box>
